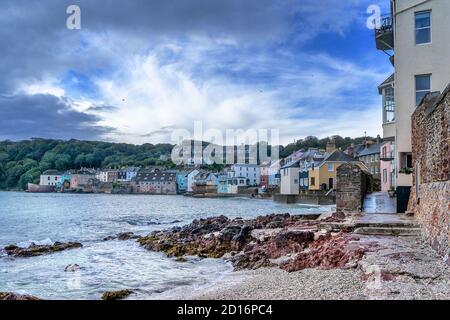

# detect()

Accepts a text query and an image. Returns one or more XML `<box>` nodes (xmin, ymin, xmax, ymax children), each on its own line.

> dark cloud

<box><xmin>86</xmin><ymin>105</ymin><xmax>119</xmax><ymax>112</ymax></box>
<box><xmin>0</xmin><ymin>94</ymin><xmax>113</xmax><ymax>140</ymax></box>
<box><xmin>0</xmin><ymin>0</ymin><xmax>293</xmax><ymax>92</ymax></box>
<box><xmin>140</xmin><ymin>126</ymin><xmax>176</xmax><ymax>138</ymax></box>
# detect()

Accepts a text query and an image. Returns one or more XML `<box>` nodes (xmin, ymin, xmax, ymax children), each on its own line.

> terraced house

<box><xmin>375</xmin><ymin>0</ymin><xmax>450</xmax><ymax>200</ymax></box>
<box><xmin>133</xmin><ymin>171</ymin><xmax>177</xmax><ymax>195</ymax></box>
<box><xmin>308</xmin><ymin>150</ymin><xmax>368</xmax><ymax>191</ymax></box>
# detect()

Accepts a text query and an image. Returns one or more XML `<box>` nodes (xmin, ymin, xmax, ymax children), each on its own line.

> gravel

<box><xmin>193</xmin><ymin>268</ymin><xmax>367</xmax><ymax>300</ymax></box>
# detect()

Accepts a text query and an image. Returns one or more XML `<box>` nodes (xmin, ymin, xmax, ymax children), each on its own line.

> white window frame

<box><xmin>415</xmin><ymin>74</ymin><xmax>432</xmax><ymax>106</ymax></box>
<box><xmin>327</xmin><ymin>164</ymin><xmax>334</xmax><ymax>172</ymax></box>
<box><xmin>415</xmin><ymin>10</ymin><xmax>432</xmax><ymax>45</ymax></box>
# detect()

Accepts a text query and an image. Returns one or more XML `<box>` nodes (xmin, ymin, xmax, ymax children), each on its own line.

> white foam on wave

<box><xmin>17</xmin><ymin>238</ymin><xmax>54</xmax><ymax>248</ymax></box>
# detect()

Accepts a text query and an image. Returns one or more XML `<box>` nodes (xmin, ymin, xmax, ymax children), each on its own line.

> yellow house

<box><xmin>308</xmin><ymin>150</ymin><xmax>368</xmax><ymax>191</ymax></box>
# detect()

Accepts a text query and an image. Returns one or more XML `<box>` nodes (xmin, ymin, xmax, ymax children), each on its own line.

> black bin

<box><xmin>396</xmin><ymin>186</ymin><xmax>411</xmax><ymax>213</ymax></box>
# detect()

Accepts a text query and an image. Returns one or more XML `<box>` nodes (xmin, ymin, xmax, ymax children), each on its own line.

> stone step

<box><xmin>354</xmin><ymin>221</ymin><xmax>418</xmax><ymax>229</ymax></box>
<box><xmin>353</xmin><ymin>227</ymin><xmax>421</xmax><ymax>237</ymax></box>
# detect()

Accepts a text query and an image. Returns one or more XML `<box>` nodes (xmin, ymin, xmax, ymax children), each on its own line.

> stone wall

<box><xmin>336</xmin><ymin>163</ymin><xmax>370</xmax><ymax>215</ymax></box>
<box><xmin>410</xmin><ymin>85</ymin><xmax>450</xmax><ymax>264</ymax></box>
<box><xmin>409</xmin><ymin>182</ymin><xmax>449</xmax><ymax>264</ymax></box>
<box><xmin>411</xmin><ymin>90</ymin><xmax>450</xmax><ymax>183</ymax></box>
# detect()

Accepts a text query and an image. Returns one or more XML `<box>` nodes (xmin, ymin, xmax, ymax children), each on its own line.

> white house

<box><xmin>375</xmin><ymin>0</ymin><xmax>450</xmax><ymax>189</ymax></box>
<box><xmin>228</xmin><ymin>164</ymin><xmax>260</xmax><ymax>186</ymax></box>
<box><xmin>186</xmin><ymin>169</ymin><xmax>200</xmax><ymax>192</ymax></box>
<box><xmin>279</xmin><ymin>161</ymin><xmax>300</xmax><ymax>195</ymax></box>
<box><xmin>39</xmin><ymin>170</ymin><xmax>63</xmax><ymax>186</ymax></box>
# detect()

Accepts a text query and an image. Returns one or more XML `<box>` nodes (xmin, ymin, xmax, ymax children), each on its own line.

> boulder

<box><xmin>4</xmin><ymin>242</ymin><xmax>82</xmax><ymax>258</ymax></box>
<box><xmin>0</xmin><ymin>292</ymin><xmax>41</xmax><ymax>300</ymax></box>
<box><xmin>101</xmin><ymin>290</ymin><xmax>133</xmax><ymax>300</ymax></box>
<box><xmin>64</xmin><ymin>264</ymin><xmax>81</xmax><ymax>272</ymax></box>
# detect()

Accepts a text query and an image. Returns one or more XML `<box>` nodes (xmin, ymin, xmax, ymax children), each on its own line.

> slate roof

<box><xmin>42</xmin><ymin>170</ymin><xmax>63</xmax><ymax>175</ymax></box>
<box><xmin>135</xmin><ymin>171</ymin><xmax>176</xmax><ymax>183</ymax></box>
<box><xmin>378</xmin><ymin>73</ymin><xmax>394</xmax><ymax>93</ymax></box>
<box><xmin>353</xmin><ymin>144</ymin><xmax>366</xmax><ymax>157</ymax></box>
<box><xmin>357</xmin><ymin>143</ymin><xmax>382</xmax><ymax>157</ymax></box>
<box><xmin>322</xmin><ymin>149</ymin><xmax>359</xmax><ymax>163</ymax></box>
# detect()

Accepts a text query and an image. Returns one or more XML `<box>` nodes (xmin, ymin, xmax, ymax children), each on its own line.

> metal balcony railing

<box><xmin>375</xmin><ymin>16</ymin><xmax>394</xmax><ymax>50</ymax></box>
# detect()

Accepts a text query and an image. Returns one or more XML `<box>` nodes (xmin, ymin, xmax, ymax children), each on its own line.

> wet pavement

<box><xmin>355</xmin><ymin>213</ymin><xmax>417</xmax><ymax>228</ymax></box>
<box><xmin>363</xmin><ymin>192</ymin><xmax>397</xmax><ymax>214</ymax></box>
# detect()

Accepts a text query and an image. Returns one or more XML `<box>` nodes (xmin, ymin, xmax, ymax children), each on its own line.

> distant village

<box><xmin>29</xmin><ymin>136</ymin><xmax>387</xmax><ymax>202</ymax></box>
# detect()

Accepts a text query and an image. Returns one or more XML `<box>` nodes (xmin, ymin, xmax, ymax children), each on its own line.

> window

<box><xmin>327</xmin><ymin>164</ymin><xmax>334</xmax><ymax>172</ymax></box>
<box><xmin>383</xmin><ymin>169</ymin><xmax>388</xmax><ymax>183</ymax></box>
<box><xmin>383</xmin><ymin>86</ymin><xmax>395</xmax><ymax>123</ymax></box>
<box><xmin>415</xmin><ymin>74</ymin><xmax>431</xmax><ymax>105</ymax></box>
<box><xmin>310</xmin><ymin>177</ymin><xmax>316</xmax><ymax>186</ymax></box>
<box><xmin>415</xmin><ymin>11</ymin><xmax>431</xmax><ymax>45</ymax></box>
<box><xmin>400</xmin><ymin>152</ymin><xmax>413</xmax><ymax>169</ymax></box>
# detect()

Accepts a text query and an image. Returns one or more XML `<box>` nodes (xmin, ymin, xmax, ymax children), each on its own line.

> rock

<box><xmin>0</xmin><ymin>292</ymin><xmax>41</xmax><ymax>300</ymax></box>
<box><xmin>64</xmin><ymin>264</ymin><xmax>81</xmax><ymax>272</ymax></box>
<box><xmin>266</xmin><ymin>221</ymin><xmax>284</xmax><ymax>229</ymax></box>
<box><xmin>3</xmin><ymin>245</ymin><xmax>19</xmax><ymax>251</ymax></box>
<box><xmin>281</xmin><ymin>233</ymin><xmax>367</xmax><ymax>272</ymax></box>
<box><xmin>229</xmin><ymin>249</ymin><xmax>274</xmax><ymax>270</ymax></box>
<box><xmin>101</xmin><ymin>290</ymin><xmax>133</xmax><ymax>300</ymax></box>
<box><xmin>137</xmin><ymin>213</ymin><xmax>325</xmax><ymax>270</ymax></box>
<box><xmin>117</xmin><ymin>232</ymin><xmax>139</xmax><ymax>241</ymax></box>
<box><xmin>103</xmin><ymin>232</ymin><xmax>140</xmax><ymax>241</ymax></box>
<box><xmin>175</xmin><ymin>257</ymin><xmax>188</xmax><ymax>263</ymax></box>
<box><xmin>230</xmin><ymin>226</ymin><xmax>253</xmax><ymax>251</ymax></box>
<box><xmin>4</xmin><ymin>242</ymin><xmax>82</xmax><ymax>258</ymax></box>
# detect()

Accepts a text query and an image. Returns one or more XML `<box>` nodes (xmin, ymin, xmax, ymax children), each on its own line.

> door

<box><xmin>328</xmin><ymin>178</ymin><xmax>334</xmax><ymax>190</ymax></box>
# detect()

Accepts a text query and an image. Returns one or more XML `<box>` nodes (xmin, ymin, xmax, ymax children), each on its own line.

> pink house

<box><xmin>380</xmin><ymin>141</ymin><xmax>395</xmax><ymax>191</ymax></box>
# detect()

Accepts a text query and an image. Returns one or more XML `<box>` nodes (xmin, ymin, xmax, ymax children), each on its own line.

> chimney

<box><xmin>326</xmin><ymin>138</ymin><xmax>336</xmax><ymax>154</ymax></box>
<box><xmin>346</xmin><ymin>143</ymin><xmax>355</xmax><ymax>157</ymax></box>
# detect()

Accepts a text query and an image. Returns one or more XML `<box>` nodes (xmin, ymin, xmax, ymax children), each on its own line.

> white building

<box><xmin>227</xmin><ymin>164</ymin><xmax>260</xmax><ymax>186</ymax></box>
<box><xmin>376</xmin><ymin>0</ymin><xmax>450</xmax><ymax>189</ymax></box>
<box><xmin>280</xmin><ymin>161</ymin><xmax>300</xmax><ymax>195</ymax></box>
<box><xmin>39</xmin><ymin>170</ymin><xmax>62</xmax><ymax>186</ymax></box>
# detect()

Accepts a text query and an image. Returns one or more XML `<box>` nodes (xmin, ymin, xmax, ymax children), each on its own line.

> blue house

<box><xmin>217</xmin><ymin>175</ymin><xmax>229</xmax><ymax>194</ymax></box>
<box><xmin>56</xmin><ymin>172</ymin><xmax>72</xmax><ymax>189</ymax></box>
<box><xmin>176</xmin><ymin>171</ymin><xmax>189</xmax><ymax>193</ymax></box>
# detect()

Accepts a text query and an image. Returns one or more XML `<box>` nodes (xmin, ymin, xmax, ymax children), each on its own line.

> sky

<box><xmin>0</xmin><ymin>0</ymin><xmax>392</xmax><ymax>146</ymax></box>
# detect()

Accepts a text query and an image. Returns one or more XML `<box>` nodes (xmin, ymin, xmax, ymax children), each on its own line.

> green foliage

<box><xmin>279</xmin><ymin>135</ymin><xmax>377</xmax><ymax>158</ymax></box>
<box><xmin>0</xmin><ymin>138</ymin><xmax>174</xmax><ymax>190</ymax></box>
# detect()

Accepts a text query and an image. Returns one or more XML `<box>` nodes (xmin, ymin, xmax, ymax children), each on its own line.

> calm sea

<box><xmin>0</xmin><ymin>192</ymin><xmax>332</xmax><ymax>299</ymax></box>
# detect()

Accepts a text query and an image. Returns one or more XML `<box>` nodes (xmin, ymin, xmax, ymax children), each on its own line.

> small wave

<box><xmin>17</xmin><ymin>238</ymin><xmax>54</xmax><ymax>248</ymax></box>
<box><xmin>120</xmin><ymin>218</ymin><xmax>183</xmax><ymax>226</ymax></box>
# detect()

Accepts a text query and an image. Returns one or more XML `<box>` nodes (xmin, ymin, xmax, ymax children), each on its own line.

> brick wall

<box><xmin>410</xmin><ymin>85</ymin><xmax>450</xmax><ymax>264</ymax></box>
<box><xmin>336</xmin><ymin>163</ymin><xmax>370</xmax><ymax>215</ymax></box>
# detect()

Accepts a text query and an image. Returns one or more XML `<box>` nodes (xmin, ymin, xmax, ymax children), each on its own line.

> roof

<box><xmin>357</xmin><ymin>143</ymin><xmax>382</xmax><ymax>157</ymax></box>
<box><xmin>135</xmin><ymin>171</ymin><xmax>176</xmax><ymax>183</ymax></box>
<box><xmin>194</xmin><ymin>171</ymin><xmax>218</xmax><ymax>180</ymax></box>
<box><xmin>322</xmin><ymin>149</ymin><xmax>359</xmax><ymax>163</ymax></box>
<box><xmin>353</xmin><ymin>144</ymin><xmax>366</xmax><ymax>157</ymax></box>
<box><xmin>281</xmin><ymin>159</ymin><xmax>301</xmax><ymax>169</ymax></box>
<box><xmin>378</xmin><ymin>73</ymin><xmax>394</xmax><ymax>93</ymax></box>
<box><xmin>232</xmin><ymin>163</ymin><xmax>259</xmax><ymax>168</ymax></box>
<box><xmin>42</xmin><ymin>170</ymin><xmax>63</xmax><ymax>175</ymax></box>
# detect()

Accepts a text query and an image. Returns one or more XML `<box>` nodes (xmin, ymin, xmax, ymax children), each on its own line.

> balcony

<box><xmin>375</xmin><ymin>16</ymin><xmax>394</xmax><ymax>50</ymax></box>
